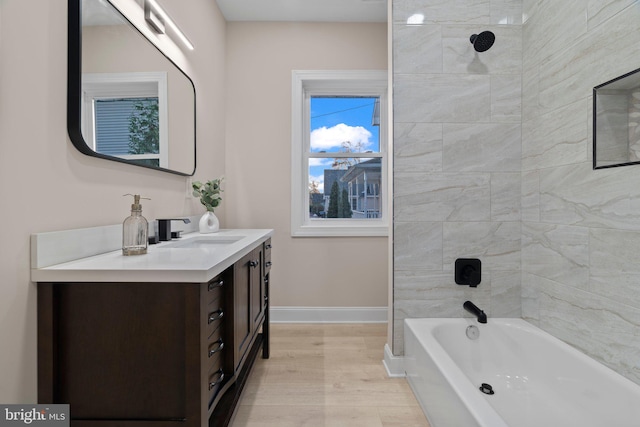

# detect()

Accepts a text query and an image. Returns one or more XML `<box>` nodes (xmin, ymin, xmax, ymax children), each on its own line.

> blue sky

<box><xmin>309</xmin><ymin>96</ymin><xmax>379</xmax><ymax>193</ymax></box>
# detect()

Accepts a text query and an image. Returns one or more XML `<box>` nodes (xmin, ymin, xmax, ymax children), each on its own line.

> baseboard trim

<box><xmin>270</xmin><ymin>306</ymin><xmax>387</xmax><ymax>323</ymax></box>
<box><xmin>383</xmin><ymin>343</ymin><xmax>405</xmax><ymax>377</ymax></box>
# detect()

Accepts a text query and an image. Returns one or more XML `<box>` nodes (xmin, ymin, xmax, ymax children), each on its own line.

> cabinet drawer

<box><xmin>207</xmin><ymin>368</ymin><xmax>225</xmax><ymax>407</ymax></box>
<box><xmin>206</xmin><ymin>281</ymin><xmax>224</xmax><ymax>338</ymax></box>
<box><xmin>207</xmin><ymin>276</ymin><xmax>224</xmax><ymax>305</ymax></box>
<box><xmin>207</xmin><ymin>324</ymin><xmax>225</xmax><ymax>369</ymax></box>
<box><xmin>206</xmin><ymin>308</ymin><xmax>224</xmax><ymax>338</ymax></box>
<box><xmin>264</xmin><ymin>240</ymin><xmax>272</xmax><ymax>273</ymax></box>
<box><xmin>207</xmin><ymin>340</ymin><xmax>224</xmax><ymax>373</ymax></box>
<box><xmin>264</xmin><ymin>253</ymin><xmax>272</xmax><ymax>274</ymax></box>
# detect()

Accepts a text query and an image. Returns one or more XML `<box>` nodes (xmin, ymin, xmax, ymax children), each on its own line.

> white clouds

<box><xmin>309</xmin><ymin>158</ymin><xmax>332</xmax><ymax>167</ymax></box>
<box><xmin>308</xmin><ymin>123</ymin><xmax>373</xmax><ymax>193</ymax></box>
<box><xmin>310</xmin><ymin>123</ymin><xmax>372</xmax><ymax>151</ymax></box>
<box><xmin>309</xmin><ymin>159</ymin><xmax>333</xmax><ymax>193</ymax></box>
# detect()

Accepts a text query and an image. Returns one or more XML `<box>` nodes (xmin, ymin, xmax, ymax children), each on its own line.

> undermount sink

<box><xmin>162</xmin><ymin>235</ymin><xmax>244</xmax><ymax>249</ymax></box>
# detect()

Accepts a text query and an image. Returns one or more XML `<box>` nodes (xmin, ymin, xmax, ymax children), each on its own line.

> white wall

<box><xmin>224</xmin><ymin>22</ymin><xmax>389</xmax><ymax>309</ymax></box>
<box><xmin>0</xmin><ymin>3</ymin><xmax>389</xmax><ymax>403</ymax></box>
<box><xmin>0</xmin><ymin>0</ymin><xmax>226</xmax><ymax>402</ymax></box>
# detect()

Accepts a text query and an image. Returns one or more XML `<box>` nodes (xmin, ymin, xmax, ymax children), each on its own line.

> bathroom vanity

<box><xmin>32</xmin><ymin>228</ymin><xmax>273</xmax><ymax>427</ymax></box>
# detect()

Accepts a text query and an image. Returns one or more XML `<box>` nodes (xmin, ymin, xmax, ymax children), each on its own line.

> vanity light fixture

<box><xmin>144</xmin><ymin>0</ymin><xmax>194</xmax><ymax>50</ymax></box>
<box><xmin>144</xmin><ymin>1</ymin><xmax>165</xmax><ymax>34</ymax></box>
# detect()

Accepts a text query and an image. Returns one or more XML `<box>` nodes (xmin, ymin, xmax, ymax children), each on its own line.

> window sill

<box><xmin>291</xmin><ymin>223</ymin><xmax>389</xmax><ymax>237</ymax></box>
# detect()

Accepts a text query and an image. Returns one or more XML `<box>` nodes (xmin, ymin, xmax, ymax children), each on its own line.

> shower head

<box><xmin>470</xmin><ymin>31</ymin><xmax>495</xmax><ymax>52</ymax></box>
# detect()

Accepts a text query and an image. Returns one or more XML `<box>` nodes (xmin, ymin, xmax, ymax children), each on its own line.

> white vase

<box><xmin>199</xmin><ymin>211</ymin><xmax>219</xmax><ymax>234</ymax></box>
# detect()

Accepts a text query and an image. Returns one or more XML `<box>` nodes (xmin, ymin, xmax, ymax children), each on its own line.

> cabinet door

<box><xmin>38</xmin><ymin>283</ymin><xmax>201</xmax><ymax>424</ymax></box>
<box><xmin>233</xmin><ymin>251</ymin><xmax>253</xmax><ymax>370</ymax></box>
<box><xmin>261</xmin><ymin>239</ymin><xmax>272</xmax><ymax>359</ymax></box>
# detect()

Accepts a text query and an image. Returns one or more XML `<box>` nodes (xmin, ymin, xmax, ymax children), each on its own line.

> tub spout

<box><xmin>463</xmin><ymin>301</ymin><xmax>487</xmax><ymax>324</ymax></box>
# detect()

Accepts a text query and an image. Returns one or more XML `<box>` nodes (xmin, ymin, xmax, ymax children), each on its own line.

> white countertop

<box><xmin>31</xmin><ymin>229</ymin><xmax>273</xmax><ymax>283</ymax></box>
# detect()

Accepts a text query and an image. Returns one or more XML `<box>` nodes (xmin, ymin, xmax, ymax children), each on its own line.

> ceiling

<box><xmin>215</xmin><ymin>0</ymin><xmax>387</xmax><ymax>23</ymax></box>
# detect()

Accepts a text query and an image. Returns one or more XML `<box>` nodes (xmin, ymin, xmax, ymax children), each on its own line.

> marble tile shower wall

<box><xmin>392</xmin><ymin>0</ymin><xmax>523</xmax><ymax>354</ymax></box>
<box><xmin>522</xmin><ymin>0</ymin><xmax>640</xmax><ymax>385</ymax></box>
<box><xmin>392</xmin><ymin>0</ymin><xmax>640</xmax><ymax>386</ymax></box>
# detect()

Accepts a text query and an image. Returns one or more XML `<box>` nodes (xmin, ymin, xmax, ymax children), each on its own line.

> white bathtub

<box><xmin>404</xmin><ymin>318</ymin><xmax>640</xmax><ymax>427</ymax></box>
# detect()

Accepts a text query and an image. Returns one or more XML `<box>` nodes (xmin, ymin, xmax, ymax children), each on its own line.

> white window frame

<box><xmin>291</xmin><ymin>70</ymin><xmax>389</xmax><ymax>237</ymax></box>
<box><xmin>81</xmin><ymin>72</ymin><xmax>169</xmax><ymax>168</ymax></box>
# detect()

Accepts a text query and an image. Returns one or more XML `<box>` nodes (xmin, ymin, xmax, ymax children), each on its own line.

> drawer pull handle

<box><xmin>249</xmin><ymin>260</ymin><xmax>259</xmax><ymax>268</ymax></box>
<box><xmin>209</xmin><ymin>369</ymin><xmax>225</xmax><ymax>390</ymax></box>
<box><xmin>265</xmin><ymin>261</ymin><xmax>272</xmax><ymax>268</ymax></box>
<box><xmin>265</xmin><ymin>244</ymin><xmax>272</xmax><ymax>249</ymax></box>
<box><xmin>208</xmin><ymin>339</ymin><xmax>224</xmax><ymax>357</ymax></box>
<box><xmin>208</xmin><ymin>309</ymin><xmax>224</xmax><ymax>324</ymax></box>
<box><xmin>208</xmin><ymin>280</ymin><xmax>224</xmax><ymax>291</ymax></box>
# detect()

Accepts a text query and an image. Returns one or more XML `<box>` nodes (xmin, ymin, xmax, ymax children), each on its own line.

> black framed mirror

<box><xmin>68</xmin><ymin>0</ymin><xmax>196</xmax><ymax>176</ymax></box>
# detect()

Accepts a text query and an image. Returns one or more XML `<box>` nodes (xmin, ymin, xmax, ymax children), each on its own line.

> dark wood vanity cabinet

<box><xmin>262</xmin><ymin>239</ymin><xmax>272</xmax><ymax>359</ymax></box>
<box><xmin>233</xmin><ymin>245</ymin><xmax>266</xmax><ymax>372</ymax></box>
<box><xmin>37</xmin><ymin>241</ymin><xmax>271</xmax><ymax>427</ymax></box>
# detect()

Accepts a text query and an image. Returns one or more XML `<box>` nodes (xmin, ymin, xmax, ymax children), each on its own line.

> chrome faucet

<box><xmin>463</xmin><ymin>301</ymin><xmax>487</xmax><ymax>324</ymax></box>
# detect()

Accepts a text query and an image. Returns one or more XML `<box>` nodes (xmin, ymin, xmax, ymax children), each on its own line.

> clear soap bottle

<box><xmin>122</xmin><ymin>194</ymin><xmax>149</xmax><ymax>256</ymax></box>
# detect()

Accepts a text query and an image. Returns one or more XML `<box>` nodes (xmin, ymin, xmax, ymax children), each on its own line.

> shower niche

<box><xmin>593</xmin><ymin>67</ymin><xmax>640</xmax><ymax>169</ymax></box>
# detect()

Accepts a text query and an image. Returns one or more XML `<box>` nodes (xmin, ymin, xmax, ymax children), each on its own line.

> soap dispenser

<box><xmin>122</xmin><ymin>194</ymin><xmax>150</xmax><ymax>256</ymax></box>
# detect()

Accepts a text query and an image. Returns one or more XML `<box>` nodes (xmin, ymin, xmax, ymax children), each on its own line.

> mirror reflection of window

<box><xmin>81</xmin><ymin>72</ymin><xmax>169</xmax><ymax>168</ymax></box>
<box><xmin>94</xmin><ymin>97</ymin><xmax>160</xmax><ymax>167</ymax></box>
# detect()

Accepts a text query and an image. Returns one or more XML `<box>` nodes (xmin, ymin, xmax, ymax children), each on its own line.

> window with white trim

<box><xmin>291</xmin><ymin>70</ymin><xmax>388</xmax><ymax>237</ymax></box>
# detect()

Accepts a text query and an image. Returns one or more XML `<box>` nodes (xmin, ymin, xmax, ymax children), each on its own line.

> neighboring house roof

<box><xmin>324</xmin><ymin>169</ymin><xmax>348</xmax><ymax>193</ymax></box>
<box><xmin>340</xmin><ymin>158</ymin><xmax>382</xmax><ymax>183</ymax></box>
<box><xmin>310</xmin><ymin>193</ymin><xmax>324</xmax><ymax>204</ymax></box>
<box><xmin>371</xmin><ymin>98</ymin><xmax>380</xmax><ymax>126</ymax></box>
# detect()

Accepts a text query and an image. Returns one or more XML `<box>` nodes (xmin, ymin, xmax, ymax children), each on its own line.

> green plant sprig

<box><xmin>192</xmin><ymin>178</ymin><xmax>223</xmax><ymax>212</ymax></box>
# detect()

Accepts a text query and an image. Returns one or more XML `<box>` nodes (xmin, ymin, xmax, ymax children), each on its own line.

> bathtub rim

<box><xmin>405</xmin><ymin>317</ymin><xmax>510</xmax><ymax>427</ymax></box>
<box><xmin>404</xmin><ymin>317</ymin><xmax>640</xmax><ymax>427</ymax></box>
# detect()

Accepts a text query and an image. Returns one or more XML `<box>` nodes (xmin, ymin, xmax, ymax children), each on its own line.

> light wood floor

<box><xmin>231</xmin><ymin>323</ymin><xmax>430</xmax><ymax>427</ymax></box>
